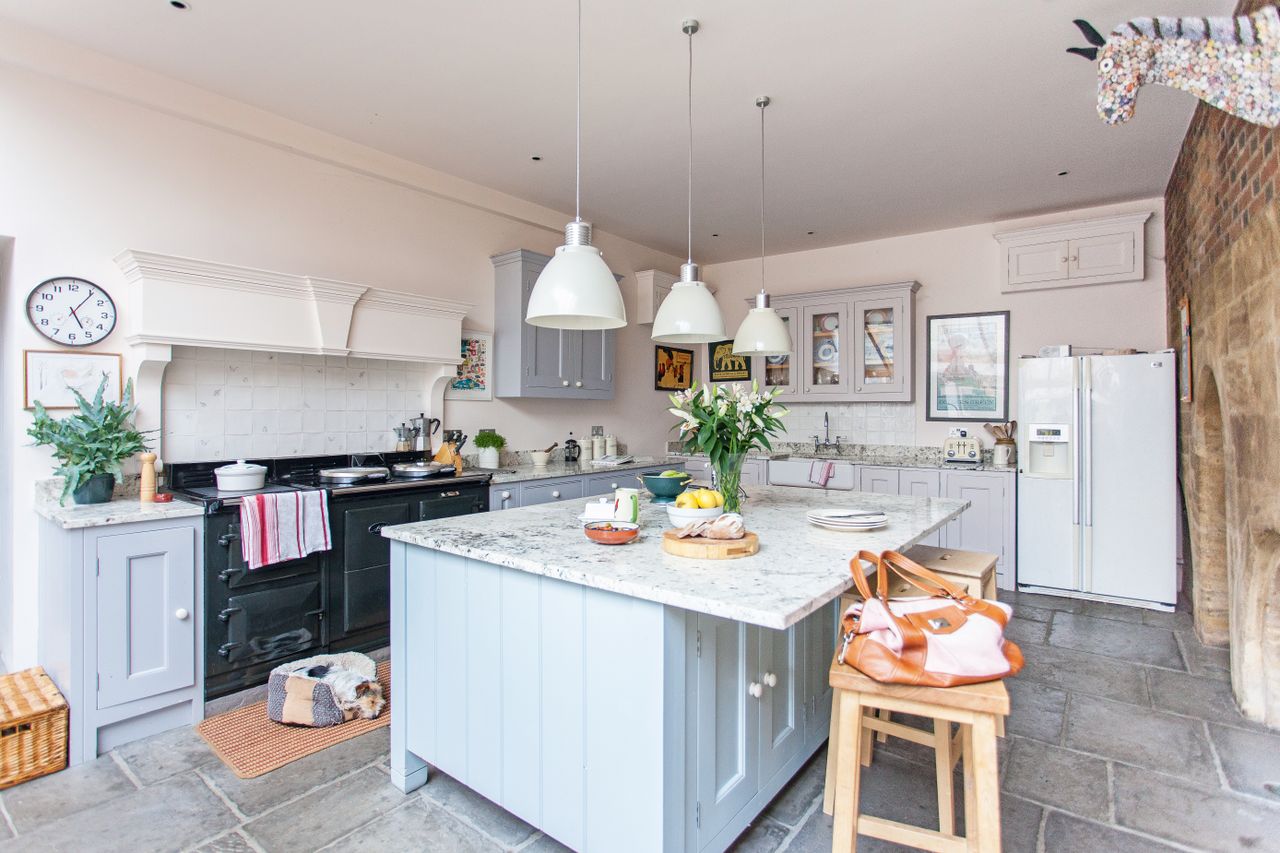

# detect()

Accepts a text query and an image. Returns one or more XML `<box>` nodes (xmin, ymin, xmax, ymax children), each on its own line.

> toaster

<box><xmin>943</xmin><ymin>436</ymin><xmax>981</xmax><ymax>465</ymax></box>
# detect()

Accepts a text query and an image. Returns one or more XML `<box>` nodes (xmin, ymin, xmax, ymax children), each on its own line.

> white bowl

<box><xmin>214</xmin><ymin>459</ymin><xmax>267</xmax><ymax>492</ymax></box>
<box><xmin>665</xmin><ymin>504</ymin><xmax>724</xmax><ymax>526</ymax></box>
<box><xmin>529</xmin><ymin>450</ymin><xmax>552</xmax><ymax>467</ymax></box>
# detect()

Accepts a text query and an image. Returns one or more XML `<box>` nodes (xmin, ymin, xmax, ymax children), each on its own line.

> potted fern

<box><xmin>473</xmin><ymin>431</ymin><xmax>506</xmax><ymax>469</ymax></box>
<box><xmin>28</xmin><ymin>375</ymin><xmax>152</xmax><ymax>505</ymax></box>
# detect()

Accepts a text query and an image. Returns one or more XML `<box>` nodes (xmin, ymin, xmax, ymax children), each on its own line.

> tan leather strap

<box><xmin>847</xmin><ymin>550</ymin><xmax>881</xmax><ymax>601</ymax></box>
<box><xmin>879</xmin><ymin>549</ymin><xmax>972</xmax><ymax>601</ymax></box>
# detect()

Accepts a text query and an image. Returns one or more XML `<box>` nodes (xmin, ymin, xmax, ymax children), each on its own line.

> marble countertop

<box><xmin>383</xmin><ymin>485</ymin><xmax>968</xmax><ymax>629</ymax></box>
<box><xmin>475</xmin><ymin>457</ymin><xmax>689</xmax><ymax>486</ymax></box>
<box><xmin>35</xmin><ymin>493</ymin><xmax>204</xmax><ymax>530</ymax></box>
<box><xmin>668</xmin><ymin>450</ymin><xmax>1012</xmax><ymax>473</ymax></box>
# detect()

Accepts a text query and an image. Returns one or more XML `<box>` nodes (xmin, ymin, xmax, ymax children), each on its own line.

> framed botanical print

<box><xmin>1178</xmin><ymin>296</ymin><xmax>1192</xmax><ymax>403</ymax></box>
<box><xmin>925</xmin><ymin>311</ymin><xmax>1010</xmax><ymax>422</ymax></box>
<box><xmin>24</xmin><ymin>350</ymin><xmax>123</xmax><ymax>409</ymax></box>
<box><xmin>654</xmin><ymin>345</ymin><xmax>694</xmax><ymax>391</ymax></box>
<box><xmin>708</xmin><ymin>339</ymin><xmax>751</xmax><ymax>383</ymax></box>
<box><xmin>446</xmin><ymin>331</ymin><xmax>493</xmax><ymax>400</ymax></box>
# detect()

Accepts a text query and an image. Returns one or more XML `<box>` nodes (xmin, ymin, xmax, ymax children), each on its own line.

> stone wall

<box><xmin>1165</xmin><ymin>0</ymin><xmax>1280</xmax><ymax>727</ymax></box>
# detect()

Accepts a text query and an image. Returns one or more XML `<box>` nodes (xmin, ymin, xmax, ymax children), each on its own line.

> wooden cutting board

<box><xmin>661</xmin><ymin>530</ymin><xmax>759</xmax><ymax>560</ymax></box>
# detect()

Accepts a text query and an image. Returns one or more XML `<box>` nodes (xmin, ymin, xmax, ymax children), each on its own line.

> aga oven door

<box><xmin>327</xmin><ymin>496</ymin><xmax>413</xmax><ymax>650</ymax></box>
<box><xmin>206</xmin><ymin>579</ymin><xmax>325</xmax><ymax>695</ymax></box>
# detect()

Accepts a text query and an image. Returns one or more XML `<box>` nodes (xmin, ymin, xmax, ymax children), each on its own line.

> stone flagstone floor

<box><xmin>1</xmin><ymin>591</ymin><xmax>1278</xmax><ymax>852</ymax></box>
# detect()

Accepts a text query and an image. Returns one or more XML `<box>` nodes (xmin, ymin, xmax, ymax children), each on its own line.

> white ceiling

<box><xmin>0</xmin><ymin>0</ymin><xmax>1233</xmax><ymax>262</ymax></box>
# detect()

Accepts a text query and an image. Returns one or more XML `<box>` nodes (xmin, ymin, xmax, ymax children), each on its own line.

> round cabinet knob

<box><xmin>174</xmin><ymin>608</ymin><xmax>190</xmax><ymax>621</ymax></box>
<box><xmin>610</xmin><ymin>482</ymin><xmax>618</xmax><ymax>489</ymax></box>
<box><xmin>575</xmin><ymin>380</ymin><xmax>583</xmax><ymax>388</ymax></box>
<box><xmin>552</xmin><ymin>490</ymin><xmax>561</xmax><ymax>499</ymax></box>
<box><xmin>762</xmin><ymin>672</ymin><xmax>778</xmax><ymax>688</ymax></box>
<box><xmin>501</xmin><ymin>491</ymin><xmax>512</xmax><ymax>500</ymax></box>
<box><xmin>562</xmin><ymin>380</ymin><xmax>570</xmax><ymax>387</ymax></box>
<box><xmin>748</xmin><ymin>682</ymin><xmax>764</xmax><ymax>699</ymax></box>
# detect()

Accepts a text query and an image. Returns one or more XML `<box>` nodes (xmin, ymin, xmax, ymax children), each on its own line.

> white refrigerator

<box><xmin>1016</xmin><ymin>352</ymin><xmax>1177</xmax><ymax>608</ymax></box>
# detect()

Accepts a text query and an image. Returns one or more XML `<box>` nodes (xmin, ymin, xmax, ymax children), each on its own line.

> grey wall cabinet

<box><xmin>488</xmin><ymin>464</ymin><xmax>684</xmax><ymax>511</ymax></box>
<box><xmin>39</xmin><ymin>516</ymin><xmax>204</xmax><ymax>765</ymax></box>
<box><xmin>491</xmin><ymin>249</ymin><xmax>616</xmax><ymax>399</ymax></box>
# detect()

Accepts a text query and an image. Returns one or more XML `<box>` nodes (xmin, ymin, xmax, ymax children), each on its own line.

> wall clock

<box><xmin>26</xmin><ymin>277</ymin><xmax>117</xmax><ymax>347</ymax></box>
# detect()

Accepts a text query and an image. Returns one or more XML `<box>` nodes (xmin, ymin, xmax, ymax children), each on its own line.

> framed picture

<box><xmin>24</xmin><ymin>350</ymin><xmax>123</xmax><ymax>409</ymax></box>
<box><xmin>655</xmin><ymin>345</ymin><xmax>694</xmax><ymax>391</ymax></box>
<box><xmin>925</xmin><ymin>311</ymin><xmax>1010</xmax><ymax>422</ymax></box>
<box><xmin>446</xmin><ymin>331</ymin><xmax>493</xmax><ymax>400</ymax></box>
<box><xmin>1178</xmin><ymin>296</ymin><xmax>1192</xmax><ymax>403</ymax></box>
<box><xmin>708</xmin><ymin>339</ymin><xmax>751</xmax><ymax>383</ymax></box>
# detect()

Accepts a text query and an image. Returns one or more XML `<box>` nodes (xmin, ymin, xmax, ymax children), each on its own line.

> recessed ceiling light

<box><xmin>531</xmin><ymin>155</ymin><xmax>542</xmax><ymax>161</ymax></box>
<box><xmin>169</xmin><ymin>0</ymin><xmax>190</xmax><ymax>8</ymax></box>
<box><xmin>807</xmin><ymin>231</ymin><xmax>815</xmax><ymax>235</ymax></box>
<box><xmin>711</xmin><ymin>233</ymin><xmax>719</xmax><ymax>237</ymax></box>
<box><xmin>1057</xmin><ymin>170</ymin><xmax>1070</xmax><ymax>176</ymax></box>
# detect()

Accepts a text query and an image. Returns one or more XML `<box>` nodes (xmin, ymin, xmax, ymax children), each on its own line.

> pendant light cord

<box><xmin>687</xmin><ymin>27</ymin><xmax>694</xmax><ymax>265</ymax></box>
<box><xmin>759</xmin><ymin>99</ymin><xmax>767</xmax><ymax>293</ymax></box>
<box><xmin>575</xmin><ymin>0</ymin><xmax>582</xmax><ymax>223</ymax></box>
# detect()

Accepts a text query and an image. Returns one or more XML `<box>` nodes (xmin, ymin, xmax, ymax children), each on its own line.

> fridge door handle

<box><xmin>1071</xmin><ymin>378</ymin><xmax>1080</xmax><ymax>526</ymax></box>
<box><xmin>1083</xmin><ymin>367</ymin><xmax>1093</xmax><ymax>528</ymax></box>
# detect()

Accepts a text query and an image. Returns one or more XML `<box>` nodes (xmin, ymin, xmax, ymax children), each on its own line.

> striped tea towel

<box><xmin>240</xmin><ymin>490</ymin><xmax>332</xmax><ymax>570</ymax></box>
<box><xmin>809</xmin><ymin>460</ymin><xmax>835</xmax><ymax>487</ymax></box>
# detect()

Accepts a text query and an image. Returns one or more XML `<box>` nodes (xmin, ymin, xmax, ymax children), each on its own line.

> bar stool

<box><xmin>822</xmin><ymin>656</ymin><xmax>1010</xmax><ymax>852</ymax></box>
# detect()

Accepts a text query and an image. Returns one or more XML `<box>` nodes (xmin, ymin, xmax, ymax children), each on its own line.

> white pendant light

<box><xmin>652</xmin><ymin>19</ymin><xmax>725</xmax><ymax>345</ymax></box>
<box><xmin>733</xmin><ymin>96</ymin><xmax>792</xmax><ymax>356</ymax></box>
<box><xmin>526</xmin><ymin>0</ymin><xmax>626</xmax><ymax>330</ymax></box>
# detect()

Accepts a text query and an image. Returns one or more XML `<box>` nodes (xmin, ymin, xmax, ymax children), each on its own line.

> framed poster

<box><xmin>1178</xmin><ymin>296</ymin><xmax>1192</xmax><ymax>403</ymax></box>
<box><xmin>654</xmin><ymin>345</ymin><xmax>694</xmax><ymax>391</ymax></box>
<box><xmin>708</xmin><ymin>339</ymin><xmax>751</xmax><ymax>383</ymax></box>
<box><xmin>925</xmin><ymin>311</ymin><xmax>1010</xmax><ymax>422</ymax></box>
<box><xmin>446</xmin><ymin>332</ymin><xmax>493</xmax><ymax>400</ymax></box>
<box><xmin>24</xmin><ymin>350</ymin><xmax>123</xmax><ymax>409</ymax></box>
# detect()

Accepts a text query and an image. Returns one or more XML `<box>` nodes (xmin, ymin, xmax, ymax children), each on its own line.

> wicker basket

<box><xmin>0</xmin><ymin>667</ymin><xmax>68</xmax><ymax>789</ymax></box>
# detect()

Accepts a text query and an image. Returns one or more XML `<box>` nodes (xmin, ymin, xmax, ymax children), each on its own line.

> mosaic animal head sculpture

<box><xmin>1067</xmin><ymin>6</ymin><xmax>1280</xmax><ymax>127</ymax></box>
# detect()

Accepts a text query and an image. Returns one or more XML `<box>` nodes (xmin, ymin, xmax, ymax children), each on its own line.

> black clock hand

<box><xmin>68</xmin><ymin>292</ymin><xmax>93</xmax><ymax>329</ymax></box>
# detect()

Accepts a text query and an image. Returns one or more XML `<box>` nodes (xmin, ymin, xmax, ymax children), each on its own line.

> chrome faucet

<box><xmin>813</xmin><ymin>412</ymin><xmax>843</xmax><ymax>454</ymax></box>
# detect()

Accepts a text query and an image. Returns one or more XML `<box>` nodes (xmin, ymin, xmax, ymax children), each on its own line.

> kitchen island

<box><xmin>383</xmin><ymin>486</ymin><xmax>967</xmax><ymax>853</ymax></box>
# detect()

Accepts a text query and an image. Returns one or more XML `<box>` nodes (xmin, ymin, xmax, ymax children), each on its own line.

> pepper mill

<box><xmin>139</xmin><ymin>452</ymin><xmax>158</xmax><ymax>504</ymax></box>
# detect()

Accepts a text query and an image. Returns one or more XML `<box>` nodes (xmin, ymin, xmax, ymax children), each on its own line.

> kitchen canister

<box><xmin>613</xmin><ymin>487</ymin><xmax>640</xmax><ymax>523</ymax></box>
<box><xmin>993</xmin><ymin>438</ymin><xmax>1016</xmax><ymax>469</ymax></box>
<box><xmin>592</xmin><ymin>435</ymin><xmax>606</xmax><ymax>459</ymax></box>
<box><xmin>605</xmin><ymin>434</ymin><xmax>618</xmax><ymax>456</ymax></box>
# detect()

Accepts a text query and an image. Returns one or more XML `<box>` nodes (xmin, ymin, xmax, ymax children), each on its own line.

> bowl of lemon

<box><xmin>666</xmin><ymin>487</ymin><xmax>726</xmax><ymax>526</ymax></box>
<box><xmin>641</xmin><ymin>469</ymin><xmax>693</xmax><ymax>503</ymax></box>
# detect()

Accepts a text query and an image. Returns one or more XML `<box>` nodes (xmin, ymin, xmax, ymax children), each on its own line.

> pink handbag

<box><xmin>839</xmin><ymin>550</ymin><xmax>1023</xmax><ymax>687</ymax></box>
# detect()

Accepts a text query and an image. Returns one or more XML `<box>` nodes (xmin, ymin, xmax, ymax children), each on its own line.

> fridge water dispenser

<box><xmin>1026</xmin><ymin>423</ymin><xmax>1071</xmax><ymax>477</ymax></box>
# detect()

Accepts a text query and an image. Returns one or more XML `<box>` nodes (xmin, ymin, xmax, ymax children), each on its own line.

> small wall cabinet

<box><xmin>995</xmin><ymin>212</ymin><xmax>1151</xmax><ymax>293</ymax></box>
<box><xmin>39</xmin><ymin>515</ymin><xmax>204</xmax><ymax>764</ymax></box>
<box><xmin>491</xmin><ymin>249</ymin><xmax>617</xmax><ymax>400</ymax></box>
<box><xmin>750</xmin><ymin>281</ymin><xmax>919</xmax><ymax>404</ymax></box>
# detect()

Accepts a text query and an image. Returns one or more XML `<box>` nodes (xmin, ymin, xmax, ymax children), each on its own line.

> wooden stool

<box><xmin>822</xmin><ymin>656</ymin><xmax>1009</xmax><ymax>852</ymax></box>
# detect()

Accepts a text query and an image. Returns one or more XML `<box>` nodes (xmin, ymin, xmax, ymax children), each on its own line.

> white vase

<box><xmin>478</xmin><ymin>447</ymin><xmax>500</xmax><ymax>469</ymax></box>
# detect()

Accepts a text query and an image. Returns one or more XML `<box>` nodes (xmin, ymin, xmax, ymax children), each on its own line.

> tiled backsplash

<box><xmin>160</xmin><ymin>347</ymin><xmax>434</xmax><ymax>462</ymax></box>
<box><xmin>779</xmin><ymin>402</ymin><xmax>916</xmax><ymax>446</ymax></box>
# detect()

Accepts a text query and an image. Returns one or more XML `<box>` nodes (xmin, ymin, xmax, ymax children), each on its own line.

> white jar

<box><xmin>606</xmin><ymin>434</ymin><xmax>618</xmax><ymax>456</ymax></box>
<box><xmin>592</xmin><ymin>435</ymin><xmax>606</xmax><ymax>458</ymax></box>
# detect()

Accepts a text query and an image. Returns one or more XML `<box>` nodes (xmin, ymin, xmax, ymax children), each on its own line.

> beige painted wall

<box><xmin>702</xmin><ymin>198</ymin><xmax>1168</xmax><ymax>448</ymax></box>
<box><xmin>0</xmin><ymin>51</ymin><xmax>681</xmax><ymax>667</ymax></box>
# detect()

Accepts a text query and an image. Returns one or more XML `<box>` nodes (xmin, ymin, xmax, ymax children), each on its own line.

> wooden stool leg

<box><xmin>860</xmin><ymin>707</ymin><xmax>875</xmax><ymax>767</ymax></box>
<box><xmin>823</xmin><ymin>689</ymin><xmax>843</xmax><ymax>816</ymax></box>
<box><xmin>969</xmin><ymin>714</ymin><xmax>1001</xmax><ymax>853</ymax></box>
<box><xmin>876</xmin><ymin>707</ymin><xmax>891</xmax><ymax>743</ymax></box>
<box><xmin>961</xmin><ymin>723</ymin><xmax>976</xmax><ymax>847</ymax></box>
<box><xmin>934</xmin><ymin>718</ymin><xmax>954</xmax><ymax>835</ymax></box>
<box><xmin>831</xmin><ymin>692</ymin><xmax>865</xmax><ymax>853</ymax></box>
<box><xmin>996</xmin><ymin>716</ymin><xmax>1005</xmax><ymax>738</ymax></box>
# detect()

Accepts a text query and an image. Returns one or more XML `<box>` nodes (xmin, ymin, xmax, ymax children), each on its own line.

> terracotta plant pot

<box><xmin>72</xmin><ymin>473</ymin><xmax>116</xmax><ymax>505</ymax></box>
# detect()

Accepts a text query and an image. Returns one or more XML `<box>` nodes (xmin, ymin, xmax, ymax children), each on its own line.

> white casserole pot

<box><xmin>215</xmin><ymin>459</ymin><xmax>267</xmax><ymax>492</ymax></box>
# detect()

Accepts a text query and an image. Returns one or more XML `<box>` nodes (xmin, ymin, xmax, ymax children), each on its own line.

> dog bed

<box><xmin>266</xmin><ymin>651</ymin><xmax>381</xmax><ymax>727</ymax></box>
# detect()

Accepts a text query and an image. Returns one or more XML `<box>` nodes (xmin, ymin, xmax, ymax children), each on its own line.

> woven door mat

<box><xmin>196</xmin><ymin>660</ymin><xmax>391</xmax><ymax>779</ymax></box>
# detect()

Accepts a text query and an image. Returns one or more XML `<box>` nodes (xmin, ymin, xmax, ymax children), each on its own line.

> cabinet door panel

<box><xmin>801</xmin><ymin>303</ymin><xmax>850</xmax><ymax>395</ymax></box>
<box><xmin>584</xmin><ymin>472</ymin><xmax>628</xmax><ymax>497</ymax></box>
<box><xmin>859</xmin><ymin>466</ymin><xmax>899</xmax><ymax>495</ymax></box>
<box><xmin>758</xmin><ymin>626</ymin><xmax>801</xmax><ymax>783</ymax></box>
<box><xmin>900</xmin><ymin>470</ymin><xmax>942</xmax><ymax>546</ymax></box>
<box><xmin>97</xmin><ymin>527</ymin><xmax>196</xmax><ymax>709</ymax></box>
<box><xmin>490</xmin><ymin>486</ymin><xmax>518</xmax><ymax>511</ymax></box>
<box><xmin>943</xmin><ymin>473</ymin><xmax>1005</xmax><ymax>562</ymax></box>
<box><xmin>1008</xmin><ymin>240</ymin><xmax>1069</xmax><ymax>285</ymax></box>
<box><xmin>852</xmin><ymin>297</ymin><xmax>906</xmax><ymax>398</ymax></box>
<box><xmin>804</xmin><ymin>601</ymin><xmax>837</xmax><ymax>743</ymax></box>
<box><xmin>578</xmin><ymin>329</ymin><xmax>615</xmax><ymax>393</ymax></box>
<box><xmin>520</xmin><ymin>479</ymin><xmax>583</xmax><ymax>506</ymax></box>
<box><xmin>696</xmin><ymin>614</ymin><xmax>759</xmax><ymax>848</ymax></box>
<box><xmin>1070</xmin><ymin>232</ymin><xmax>1135</xmax><ymax>279</ymax></box>
<box><xmin>522</xmin><ymin>269</ymin><xmax>572</xmax><ymax>390</ymax></box>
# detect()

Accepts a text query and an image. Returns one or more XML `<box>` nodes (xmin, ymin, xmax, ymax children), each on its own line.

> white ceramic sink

<box><xmin>766</xmin><ymin>458</ymin><xmax>856</xmax><ymax>490</ymax></box>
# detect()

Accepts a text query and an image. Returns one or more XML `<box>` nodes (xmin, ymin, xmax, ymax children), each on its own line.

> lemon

<box><xmin>675</xmin><ymin>492</ymin><xmax>699</xmax><ymax>509</ymax></box>
<box><xmin>695</xmin><ymin>489</ymin><xmax>722</xmax><ymax>509</ymax></box>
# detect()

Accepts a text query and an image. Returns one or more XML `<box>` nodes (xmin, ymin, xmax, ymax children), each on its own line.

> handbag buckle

<box><xmin>927</xmin><ymin>617</ymin><xmax>951</xmax><ymax>630</ymax></box>
<box><xmin>839</xmin><ymin>630</ymin><xmax>855</xmax><ymax>662</ymax></box>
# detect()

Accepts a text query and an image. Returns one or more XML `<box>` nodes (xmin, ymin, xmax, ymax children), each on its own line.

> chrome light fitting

<box><xmin>652</xmin><ymin>18</ymin><xmax>725</xmax><ymax>344</ymax></box>
<box><xmin>525</xmin><ymin>0</ymin><xmax>626</xmax><ymax>330</ymax></box>
<box><xmin>733</xmin><ymin>95</ymin><xmax>792</xmax><ymax>356</ymax></box>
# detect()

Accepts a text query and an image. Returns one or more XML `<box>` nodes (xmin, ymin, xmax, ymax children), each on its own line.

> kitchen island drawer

<box><xmin>520</xmin><ymin>479</ymin><xmax>583</xmax><ymax>506</ymax></box>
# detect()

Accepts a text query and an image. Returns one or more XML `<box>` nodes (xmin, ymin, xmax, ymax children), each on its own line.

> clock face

<box><xmin>27</xmin><ymin>277</ymin><xmax>117</xmax><ymax>347</ymax></box>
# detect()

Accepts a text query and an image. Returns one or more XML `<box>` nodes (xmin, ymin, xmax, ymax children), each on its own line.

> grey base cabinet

<box><xmin>38</xmin><ymin>516</ymin><xmax>203</xmax><ymax>765</ymax></box>
<box><xmin>489</xmin><ymin>464</ymin><xmax>684</xmax><ymax>510</ymax></box>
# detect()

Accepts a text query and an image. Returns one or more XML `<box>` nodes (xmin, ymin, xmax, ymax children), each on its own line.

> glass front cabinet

<box><xmin>750</xmin><ymin>281</ymin><xmax>918</xmax><ymax>403</ymax></box>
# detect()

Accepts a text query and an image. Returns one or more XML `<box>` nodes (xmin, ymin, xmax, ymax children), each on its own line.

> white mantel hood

<box><xmin>115</xmin><ymin>249</ymin><xmax>471</xmax><ymax>362</ymax></box>
<box><xmin>114</xmin><ymin>250</ymin><xmax>474</xmax><ymax>448</ymax></box>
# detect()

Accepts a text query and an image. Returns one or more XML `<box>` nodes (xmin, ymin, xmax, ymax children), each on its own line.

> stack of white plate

<box><xmin>806</xmin><ymin>508</ymin><xmax>888</xmax><ymax>531</ymax></box>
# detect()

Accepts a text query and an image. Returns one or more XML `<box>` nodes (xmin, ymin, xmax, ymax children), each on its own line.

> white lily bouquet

<box><xmin>668</xmin><ymin>381</ymin><xmax>788</xmax><ymax>513</ymax></box>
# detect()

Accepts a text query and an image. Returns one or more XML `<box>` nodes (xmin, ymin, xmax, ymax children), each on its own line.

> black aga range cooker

<box><xmin>169</xmin><ymin>452</ymin><xmax>490</xmax><ymax>698</ymax></box>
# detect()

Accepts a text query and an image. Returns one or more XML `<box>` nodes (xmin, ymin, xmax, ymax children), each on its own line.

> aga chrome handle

<box><xmin>217</xmin><ymin>532</ymin><xmax>237</xmax><ymax>548</ymax></box>
<box><xmin>575</xmin><ymin>380</ymin><xmax>583</xmax><ymax>388</ymax></box>
<box><xmin>748</xmin><ymin>682</ymin><xmax>764</xmax><ymax>699</ymax></box>
<box><xmin>174</xmin><ymin>608</ymin><xmax>190</xmax><ymax>621</ymax></box>
<box><xmin>440</xmin><ymin>490</ymin><xmax>461</xmax><ymax>498</ymax></box>
<box><xmin>217</xmin><ymin>642</ymin><xmax>240</xmax><ymax>659</ymax></box>
<box><xmin>367</xmin><ymin>522</ymin><xmax>388</xmax><ymax>535</ymax></box>
<box><xmin>762</xmin><ymin>672</ymin><xmax>778</xmax><ymax>688</ymax></box>
<box><xmin>218</xmin><ymin>606</ymin><xmax>242</xmax><ymax>624</ymax></box>
<box><xmin>562</xmin><ymin>380</ymin><xmax>570</xmax><ymax>387</ymax></box>
<box><xmin>552</xmin><ymin>490</ymin><xmax>561</xmax><ymax>499</ymax></box>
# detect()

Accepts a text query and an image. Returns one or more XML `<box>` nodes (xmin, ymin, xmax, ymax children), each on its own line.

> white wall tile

<box><xmin>279</xmin><ymin>410</ymin><xmax>302</xmax><ymax>433</ymax></box>
<box><xmin>252</xmin><ymin>387</ymin><xmax>279</xmax><ymax>409</ymax></box>
<box><xmin>279</xmin><ymin>387</ymin><xmax>304</xmax><ymax>410</ymax></box>
<box><xmin>226</xmin><ymin>386</ymin><xmax>253</xmax><ymax>410</ymax></box>
<box><xmin>166</xmin><ymin>384</ymin><xmax>197</xmax><ymax>411</ymax></box>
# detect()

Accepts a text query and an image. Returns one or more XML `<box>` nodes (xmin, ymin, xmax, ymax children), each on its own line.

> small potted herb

<box><xmin>28</xmin><ymin>375</ymin><xmax>152</xmax><ymax>505</ymax></box>
<box><xmin>473</xmin><ymin>431</ymin><xmax>506</xmax><ymax>469</ymax></box>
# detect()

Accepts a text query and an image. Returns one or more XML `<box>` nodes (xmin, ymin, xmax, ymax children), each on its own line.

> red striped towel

<box><xmin>240</xmin><ymin>490</ymin><xmax>332</xmax><ymax>570</ymax></box>
<box><xmin>809</xmin><ymin>460</ymin><xmax>835</xmax><ymax>487</ymax></box>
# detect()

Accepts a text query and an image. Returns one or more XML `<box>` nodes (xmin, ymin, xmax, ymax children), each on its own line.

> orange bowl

<box><xmin>583</xmin><ymin>521</ymin><xmax>640</xmax><ymax>545</ymax></box>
